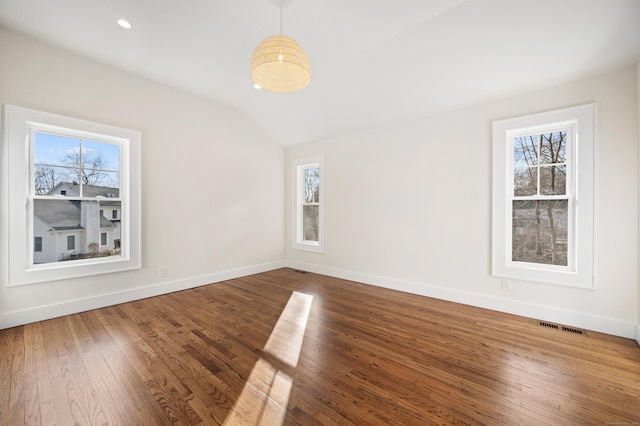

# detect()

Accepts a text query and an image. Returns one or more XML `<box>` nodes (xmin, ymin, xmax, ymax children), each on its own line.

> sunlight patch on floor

<box><xmin>223</xmin><ymin>291</ymin><xmax>313</xmax><ymax>426</ymax></box>
<box><xmin>263</xmin><ymin>291</ymin><xmax>313</xmax><ymax>368</ymax></box>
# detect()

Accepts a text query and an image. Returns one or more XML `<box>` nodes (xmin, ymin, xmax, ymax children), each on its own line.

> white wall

<box><xmin>0</xmin><ymin>27</ymin><xmax>285</xmax><ymax>328</ymax></box>
<box><xmin>286</xmin><ymin>65</ymin><xmax>640</xmax><ymax>339</ymax></box>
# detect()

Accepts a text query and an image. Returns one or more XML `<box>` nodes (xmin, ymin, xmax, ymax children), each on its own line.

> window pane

<box><xmin>539</xmin><ymin>165</ymin><xmax>566</xmax><ymax>195</ymax></box>
<box><xmin>512</xmin><ymin>200</ymin><xmax>568</xmax><ymax>266</ymax></box>
<box><xmin>513</xmin><ymin>166</ymin><xmax>537</xmax><ymax>196</ymax></box>
<box><xmin>303</xmin><ymin>205</ymin><xmax>319</xmax><ymax>242</ymax></box>
<box><xmin>34</xmin><ymin>166</ymin><xmax>80</xmax><ymax>195</ymax></box>
<box><xmin>34</xmin><ymin>199</ymin><xmax>121</xmax><ymax>264</ymax></box>
<box><xmin>80</xmin><ymin>141</ymin><xmax>120</xmax><ymax>188</ymax></box>
<box><xmin>539</xmin><ymin>131</ymin><xmax>567</xmax><ymax>165</ymax></box>
<box><xmin>98</xmin><ymin>171</ymin><xmax>120</xmax><ymax>190</ymax></box>
<box><xmin>304</xmin><ymin>167</ymin><xmax>320</xmax><ymax>203</ymax></box>
<box><xmin>34</xmin><ymin>133</ymin><xmax>79</xmax><ymax>167</ymax></box>
<box><xmin>81</xmin><ymin>140</ymin><xmax>120</xmax><ymax>172</ymax></box>
<box><xmin>82</xmin><ymin>175</ymin><xmax>120</xmax><ymax>196</ymax></box>
<box><xmin>513</xmin><ymin>135</ymin><xmax>538</xmax><ymax>168</ymax></box>
<box><xmin>34</xmin><ymin>133</ymin><xmax>121</xmax><ymax>194</ymax></box>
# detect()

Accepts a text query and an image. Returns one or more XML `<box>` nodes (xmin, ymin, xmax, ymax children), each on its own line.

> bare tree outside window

<box><xmin>303</xmin><ymin>167</ymin><xmax>320</xmax><ymax>242</ymax></box>
<box><xmin>61</xmin><ymin>149</ymin><xmax>112</xmax><ymax>186</ymax></box>
<box><xmin>35</xmin><ymin>165</ymin><xmax>61</xmax><ymax>196</ymax></box>
<box><xmin>512</xmin><ymin>131</ymin><xmax>568</xmax><ymax>266</ymax></box>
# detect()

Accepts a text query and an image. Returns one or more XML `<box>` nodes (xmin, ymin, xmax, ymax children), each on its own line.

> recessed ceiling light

<box><xmin>117</xmin><ymin>19</ymin><xmax>132</xmax><ymax>29</ymax></box>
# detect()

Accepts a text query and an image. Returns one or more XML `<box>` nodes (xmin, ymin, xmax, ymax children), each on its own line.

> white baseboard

<box><xmin>286</xmin><ymin>260</ymin><xmax>638</xmax><ymax>340</ymax></box>
<box><xmin>0</xmin><ymin>260</ymin><xmax>285</xmax><ymax>330</ymax></box>
<box><xmin>5</xmin><ymin>259</ymin><xmax>636</xmax><ymax>342</ymax></box>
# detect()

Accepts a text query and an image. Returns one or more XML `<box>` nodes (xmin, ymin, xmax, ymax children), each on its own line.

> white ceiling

<box><xmin>1</xmin><ymin>0</ymin><xmax>639</xmax><ymax>146</ymax></box>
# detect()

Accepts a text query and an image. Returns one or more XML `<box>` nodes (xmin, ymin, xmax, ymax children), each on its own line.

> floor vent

<box><xmin>539</xmin><ymin>321</ymin><xmax>559</xmax><ymax>330</ymax></box>
<box><xmin>293</xmin><ymin>269</ymin><xmax>308</xmax><ymax>274</ymax></box>
<box><xmin>538</xmin><ymin>321</ymin><xmax>586</xmax><ymax>336</ymax></box>
<box><xmin>561</xmin><ymin>326</ymin><xmax>584</xmax><ymax>335</ymax></box>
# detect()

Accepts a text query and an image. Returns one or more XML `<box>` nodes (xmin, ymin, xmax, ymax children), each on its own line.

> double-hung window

<box><xmin>2</xmin><ymin>105</ymin><xmax>141</xmax><ymax>286</ymax></box>
<box><xmin>492</xmin><ymin>104</ymin><xmax>594</xmax><ymax>288</ymax></box>
<box><xmin>293</xmin><ymin>157</ymin><xmax>324</xmax><ymax>252</ymax></box>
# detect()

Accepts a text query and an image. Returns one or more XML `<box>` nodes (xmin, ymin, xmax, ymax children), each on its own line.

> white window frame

<box><xmin>292</xmin><ymin>156</ymin><xmax>324</xmax><ymax>252</ymax></box>
<box><xmin>1</xmin><ymin>104</ymin><xmax>141</xmax><ymax>286</ymax></box>
<box><xmin>492</xmin><ymin>104</ymin><xmax>595</xmax><ymax>288</ymax></box>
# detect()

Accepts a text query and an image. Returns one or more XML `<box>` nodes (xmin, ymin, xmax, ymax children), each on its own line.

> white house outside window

<box><xmin>492</xmin><ymin>104</ymin><xmax>594</xmax><ymax>288</ymax></box>
<box><xmin>293</xmin><ymin>157</ymin><xmax>324</xmax><ymax>252</ymax></box>
<box><xmin>2</xmin><ymin>105</ymin><xmax>141</xmax><ymax>286</ymax></box>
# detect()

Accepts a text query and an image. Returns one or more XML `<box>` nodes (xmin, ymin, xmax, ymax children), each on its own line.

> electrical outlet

<box><xmin>501</xmin><ymin>279</ymin><xmax>511</xmax><ymax>291</ymax></box>
<box><xmin>159</xmin><ymin>266</ymin><xmax>167</xmax><ymax>277</ymax></box>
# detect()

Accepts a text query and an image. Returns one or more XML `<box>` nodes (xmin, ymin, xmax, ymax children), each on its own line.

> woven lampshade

<box><xmin>251</xmin><ymin>35</ymin><xmax>311</xmax><ymax>93</ymax></box>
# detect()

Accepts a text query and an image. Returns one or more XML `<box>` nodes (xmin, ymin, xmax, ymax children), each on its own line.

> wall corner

<box><xmin>637</xmin><ymin>58</ymin><xmax>640</xmax><ymax>343</ymax></box>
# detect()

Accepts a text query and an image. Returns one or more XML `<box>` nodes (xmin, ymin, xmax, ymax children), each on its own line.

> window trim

<box><xmin>491</xmin><ymin>104</ymin><xmax>595</xmax><ymax>288</ymax></box>
<box><xmin>2</xmin><ymin>104</ymin><xmax>141</xmax><ymax>286</ymax></box>
<box><xmin>292</xmin><ymin>156</ymin><xmax>324</xmax><ymax>253</ymax></box>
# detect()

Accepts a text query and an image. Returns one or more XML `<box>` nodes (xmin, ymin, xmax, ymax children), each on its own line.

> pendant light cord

<box><xmin>280</xmin><ymin>2</ymin><xmax>283</xmax><ymax>35</ymax></box>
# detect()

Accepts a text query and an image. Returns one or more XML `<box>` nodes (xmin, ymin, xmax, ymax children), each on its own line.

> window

<box><xmin>2</xmin><ymin>105</ymin><xmax>141</xmax><ymax>286</ymax></box>
<box><xmin>492</xmin><ymin>104</ymin><xmax>594</xmax><ymax>288</ymax></box>
<box><xmin>112</xmin><ymin>210</ymin><xmax>118</xmax><ymax>219</ymax></box>
<box><xmin>33</xmin><ymin>131</ymin><xmax>121</xmax><ymax>262</ymax></box>
<box><xmin>34</xmin><ymin>237</ymin><xmax>42</xmax><ymax>253</ymax></box>
<box><xmin>293</xmin><ymin>157</ymin><xmax>324</xmax><ymax>252</ymax></box>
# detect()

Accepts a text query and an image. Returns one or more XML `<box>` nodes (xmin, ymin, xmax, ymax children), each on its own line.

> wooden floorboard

<box><xmin>0</xmin><ymin>268</ymin><xmax>639</xmax><ymax>425</ymax></box>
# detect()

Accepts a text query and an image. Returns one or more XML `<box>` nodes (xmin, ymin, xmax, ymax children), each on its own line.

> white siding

<box><xmin>33</xmin><ymin>216</ymin><xmax>57</xmax><ymax>264</ymax></box>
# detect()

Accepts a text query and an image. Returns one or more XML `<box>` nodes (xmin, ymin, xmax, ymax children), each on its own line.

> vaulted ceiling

<box><xmin>1</xmin><ymin>0</ymin><xmax>639</xmax><ymax>146</ymax></box>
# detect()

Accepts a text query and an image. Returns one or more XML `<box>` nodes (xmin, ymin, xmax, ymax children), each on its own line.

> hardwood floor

<box><xmin>1</xmin><ymin>268</ymin><xmax>639</xmax><ymax>425</ymax></box>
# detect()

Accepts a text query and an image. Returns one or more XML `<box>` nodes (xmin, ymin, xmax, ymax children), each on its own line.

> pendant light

<box><xmin>251</xmin><ymin>0</ymin><xmax>311</xmax><ymax>93</ymax></box>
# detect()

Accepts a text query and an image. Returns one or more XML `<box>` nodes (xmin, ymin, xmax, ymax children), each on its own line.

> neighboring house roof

<box><xmin>100</xmin><ymin>201</ymin><xmax>120</xmax><ymax>207</ymax></box>
<box><xmin>98</xmin><ymin>215</ymin><xmax>116</xmax><ymax>229</ymax></box>
<box><xmin>34</xmin><ymin>199</ymin><xmax>115</xmax><ymax>231</ymax></box>
<box><xmin>48</xmin><ymin>182</ymin><xmax>119</xmax><ymax>198</ymax></box>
